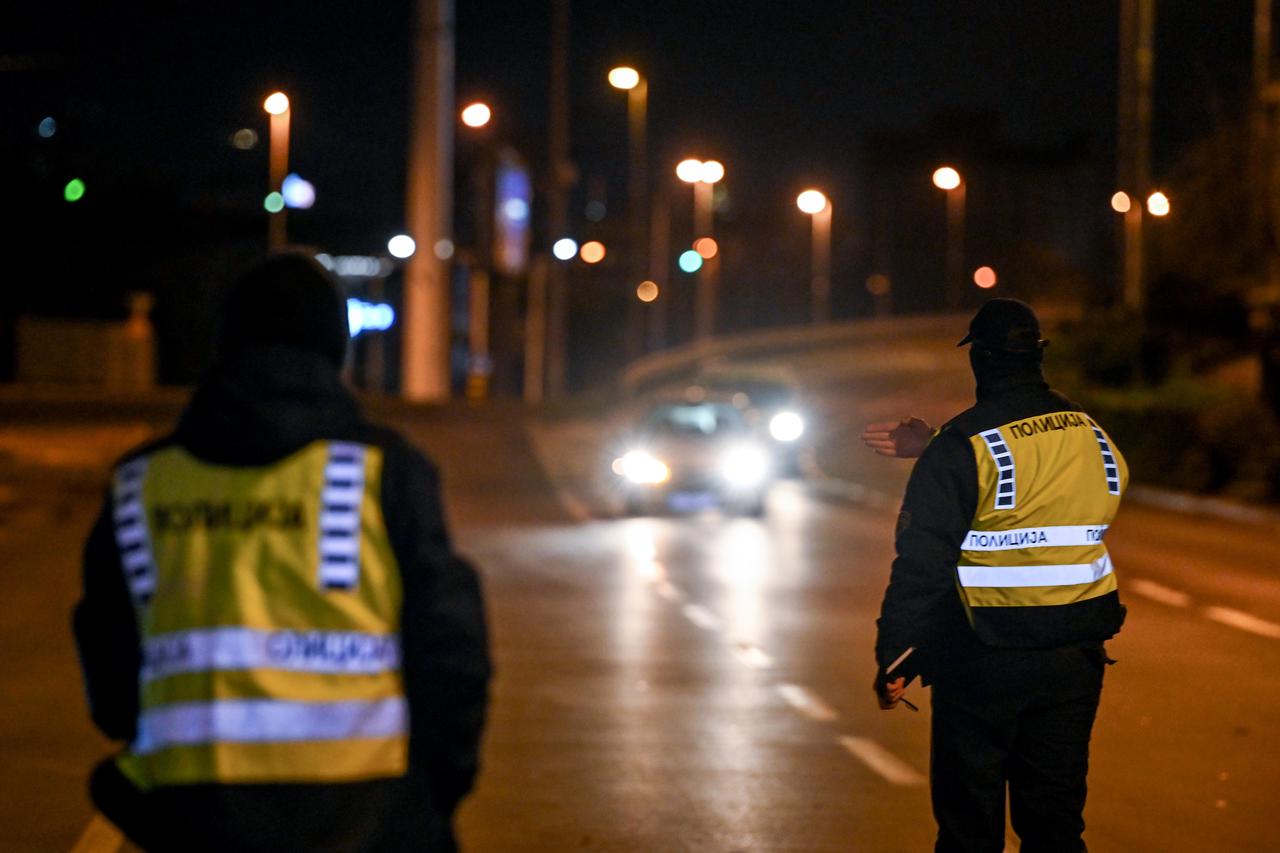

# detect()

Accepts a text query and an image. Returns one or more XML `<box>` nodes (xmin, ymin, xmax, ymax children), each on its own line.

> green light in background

<box><xmin>264</xmin><ymin>192</ymin><xmax>285</xmax><ymax>213</ymax></box>
<box><xmin>678</xmin><ymin>249</ymin><xmax>703</xmax><ymax>273</ymax></box>
<box><xmin>64</xmin><ymin>178</ymin><xmax>86</xmax><ymax>203</ymax></box>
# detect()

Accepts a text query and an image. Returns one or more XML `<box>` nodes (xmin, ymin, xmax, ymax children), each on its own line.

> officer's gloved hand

<box><xmin>873</xmin><ymin>669</ymin><xmax>906</xmax><ymax>710</ymax></box>
<box><xmin>860</xmin><ymin>417</ymin><xmax>933</xmax><ymax>459</ymax></box>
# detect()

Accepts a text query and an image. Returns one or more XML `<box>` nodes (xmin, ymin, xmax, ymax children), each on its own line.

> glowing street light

<box><xmin>263</xmin><ymin>91</ymin><xmax>292</xmax><ymax>251</ymax></box>
<box><xmin>932</xmin><ymin>165</ymin><xmax>966</xmax><ymax>310</ymax></box>
<box><xmin>932</xmin><ymin>166</ymin><xmax>962</xmax><ymax>191</ymax></box>
<box><xmin>608</xmin><ymin>66</ymin><xmax>641</xmax><ymax>90</ymax></box>
<box><xmin>552</xmin><ymin>238</ymin><xmax>579</xmax><ymax>261</ymax></box>
<box><xmin>676</xmin><ymin>158</ymin><xmax>704</xmax><ymax>183</ymax></box>
<box><xmin>460</xmin><ymin>102</ymin><xmax>491</xmax><ymax>128</ymax></box>
<box><xmin>1111</xmin><ymin>191</ymin><xmax>1132</xmax><ymax>214</ymax></box>
<box><xmin>699</xmin><ymin>160</ymin><xmax>724</xmax><ymax>184</ymax></box>
<box><xmin>1146</xmin><ymin>191</ymin><xmax>1170</xmax><ymax>217</ymax></box>
<box><xmin>796</xmin><ymin>188</ymin><xmax>832</xmax><ymax>324</ymax></box>
<box><xmin>580</xmin><ymin>240</ymin><xmax>606</xmax><ymax>264</ymax></box>
<box><xmin>676</xmin><ymin>157</ymin><xmax>724</xmax><ymax>341</ymax></box>
<box><xmin>263</xmin><ymin>92</ymin><xmax>290</xmax><ymax>115</ymax></box>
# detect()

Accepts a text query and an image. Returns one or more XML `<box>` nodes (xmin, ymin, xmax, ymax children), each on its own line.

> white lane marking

<box><xmin>837</xmin><ymin>735</ymin><xmax>927</xmax><ymax>787</ymax></box>
<box><xmin>776</xmin><ymin>684</ymin><xmax>838</xmax><ymax>722</ymax></box>
<box><xmin>732</xmin><ymin>643</ymin><xmax>773</xmax><ymax>669</ymax></box>
<box><xmin>1204</xmin><ymin>606</ymin><xmax>1280</xmax><ymax>639</ymax></box>
<box><xmin>70</xmin><ymin>815</ymin><xmax>122</xmax><ymax>853</ymax></box>
<box><xmin>655</xmin><ymin>580</ymin><xmax>684</xmax><ymax>603</ymax></box>
<box><xmin>682</xmin><ymin>603</ymin><xmax>721</xmax><ymax>632</ymax></box>
<box><xmin>1128</xmin><ymin>578</ymin><xmax>1191</xmax><ymax>608</ymax></box>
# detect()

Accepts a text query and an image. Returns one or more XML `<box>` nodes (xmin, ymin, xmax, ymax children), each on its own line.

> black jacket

<box><xmin>874</xmin><ymin>354</ymin><xmax>1124</xmax><ymax>682</ymax></box>
<box><xmin>73</xmin><ymin>344</ymin><xmax>491</xmax><ymax>852</ymax></box>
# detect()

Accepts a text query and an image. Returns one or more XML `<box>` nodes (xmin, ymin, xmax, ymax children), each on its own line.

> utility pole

<box><xmin>402</xmin><ymin>0</ymin><xmax>454</xmax><ymax>401</ymax></box>
<box><xmin>1117</xmin><ymin>0</ymin><xmax>1154</xmax><ymax>315</ymax></box>
<box><xmin>545</xmin><ymin>0</ymin><xmax>571</xmax><ymax>398</ymax></box>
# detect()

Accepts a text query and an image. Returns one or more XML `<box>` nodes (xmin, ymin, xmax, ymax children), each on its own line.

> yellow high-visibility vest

<box><xmin>958</xmin><ymin>411</ymin><xmax>1127</xmax><ymax>643</ymax></box>
<box><xmin>109</xmin><ymin>439</ymin><xmax>407</xmax><ymax>789</ymax></box>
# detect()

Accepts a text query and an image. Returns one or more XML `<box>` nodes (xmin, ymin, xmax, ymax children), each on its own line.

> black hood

<box><xmin>175</xmin><ymin>343</ymin><xmax>362</xmax><ymax>466</ymax></box>
<box><xmin>970</xmin><ymin>347</ymin><xmax>1049</xmax><ymax>401</ymax></box>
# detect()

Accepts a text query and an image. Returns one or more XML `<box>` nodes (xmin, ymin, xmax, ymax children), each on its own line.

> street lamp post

<box><xmin>932</xmin><ymin>165</ymin><xmax>966</xmax><ymax>311</ymax></box>
<box><xmin>263</xmin><ymin>91</ymin><xmax>291</xmax><ymax>252</ymax></box>
<box><xmin>609</xmin><ymin>66</ymin><xmax>650</xmax><ymax>357</ymax></box>
<box><xmin>678</xmin><ymin>158</ymin><xmax>723</xmax><ymax>342</ymax></box>
<box><xmin>796</xmin><ymin>189</ymin><xmax>832</xmax><ymax>324</ymax></box>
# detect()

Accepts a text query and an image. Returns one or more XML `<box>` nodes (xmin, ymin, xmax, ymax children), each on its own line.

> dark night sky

<box><xmin>1</xmin><ymin>1</ymin><xmax>1261</xmax><ymax>367</ymax></box>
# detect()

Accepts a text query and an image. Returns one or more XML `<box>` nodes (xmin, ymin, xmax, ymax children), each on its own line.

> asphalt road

<box><xmin>3</xmin><ymin>326</ymin><xmax>1279</xmax><ymax>851</ymax></box>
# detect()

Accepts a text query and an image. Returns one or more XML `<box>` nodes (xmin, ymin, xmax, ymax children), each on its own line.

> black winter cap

<box><xmin>957</xmin><ymin>297</ymin><xmax>1047</xmax><ymax>354</ymax></box>
<box><xmin>220</xmin><ymin>253</ymin><xmax>349</xmax><ymax>367</ymax></box>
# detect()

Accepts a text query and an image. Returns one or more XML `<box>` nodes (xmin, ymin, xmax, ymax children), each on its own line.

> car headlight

<box><xmin>720</xmin><ymin>444</ymin><xmax>771</xmax><ymax>488</ymax></box>
<box><xmin>613</xmin><ymin>450</ymin><xmax>671</xmax><ymax>485</ymax></box>
<box><xmin>769</xmin><ymin>411</ymin><xmax>805</xmax><ymax>442</ymax></box>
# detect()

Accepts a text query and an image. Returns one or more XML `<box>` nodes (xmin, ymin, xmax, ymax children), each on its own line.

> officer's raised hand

<box><xmin>860</xmin><ymin>417</ymin><xmax>934</xmax><ymax>459</ymax></box>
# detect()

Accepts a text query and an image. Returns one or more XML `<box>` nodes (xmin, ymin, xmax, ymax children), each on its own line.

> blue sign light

<box><xmin>347</xmin><ymin>299</ymin><xmax>396</xmax><ymax>337</ymax></box>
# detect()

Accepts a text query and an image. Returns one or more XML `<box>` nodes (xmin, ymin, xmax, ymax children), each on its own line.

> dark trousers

<box><xmin>929</xmin><ymin>646</ymin><xmax>1105</xmax><ymax>853</ymax></box>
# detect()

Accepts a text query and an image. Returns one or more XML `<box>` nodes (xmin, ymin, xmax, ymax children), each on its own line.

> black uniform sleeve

<box><xmin>381</xmin><ymin>439</ymin><xmax>491</xmax><ymax>816</ymax></box>
<box><xmin>874</xmin><ymin>427</ymin><xmax>978</xmax><ymax>671</ymax></box>
<box><xmin>72</xmin><ymin>489</ymin><xmax>141</xmax><ymax>741</ymax></box>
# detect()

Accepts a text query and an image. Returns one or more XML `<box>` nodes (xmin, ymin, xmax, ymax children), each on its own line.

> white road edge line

<box><xmin>1127</xmin><ymin>578</ymin><xmax>1191</xmax><ymax>608</ymax></box>
<box><xmin>682</xmin><ymin>603</ymin><xmax>721</xmax><ymax>632</ymax></box>
<box><xmin>1204</xmin><ymin>606</ymin><xmax>1280</xmax><ymax>639</ymax></box>
<box><xmin>70</xmin><ymin>815</ymin><xmax>122</xmax><ymax>853</ymax></box>
<box><xmin>837</xmin><ymin>735</ymin><xmax>927</xmax><ymax>787</ymax></box>
<box><xmin>776</xmin><ymin>684</ymin><xmax>838</xmax><ymax>722</ymax></box>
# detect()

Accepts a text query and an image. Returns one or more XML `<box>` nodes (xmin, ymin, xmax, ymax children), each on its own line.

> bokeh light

<box><xmin>700</xmin><ymin>160</ymin><xmax>725</xmax><ymax>183</ymax></box>
<box><xmin>263</xmin><ymin>92</ymin><xmax>290</xmax><ymax>115</ymax></box>
<box><xmin>973</xmin><ymin>266</ymin><xmax>998</xmax><ymax>289</ymax></box>
<box><xmin>63</xmin><ymin>178</ymin><xmax>86</xmax><ymax>203</ymax></box>
<box><xmin>1110</xmin><ymin>191</ymin><xmax>1131</xmax><ymax>214</ymax></box>
<box><xmin>38</xmin><ymin>117</ymin><xmax>57</xmax><ymax>139</ymax></box>
<box><xmin>552</xmin><ymin>238</ymin><xmax>579</xmax><ymax>260</ymax></box>
<box><xmin>676</xmin><ymin>159</ymin><xmax>704</xmax><ymax>183</ymax></box>
<box><xmin>932</xmin><ymin>166</ymin><xmax>962</xmax><ymax>191</ymax></box>
<box><xmin>387</xmin><ymin>234</ymin><xmax>417</xmax><ymax>259</ymax></box>
<box><xmin>637</xmin><ymin>280</ymin><xmax>659</xmax><ymax>302</ymax></box>
<box><xmin>281</xmin><ymin>173</ymin><xmax>316</xmax><ymax>209</ymax></box>
<box><xmin>263</xmin><ymin>192</ymin><xmax>285</xmax><ymax>213</ymax></box>
<box><xmin>796</xmin><ymin>189</ymin><xmax>828</xmax><ymax>214</ymax></box>
<box><xmin>608</xmin><ymin>66</ymin><xmax>640</xmax><ymax>90</ymax></box>
<box><xmin>678</xmin><ymin>250</ymin><xmax>703</xmax><ymax>273</ymax></box>
<box><xmin>694</xmin><ymin>237</ymin><xmax>718</xmax><ymax>259</ymax></box>
<box><xmin>1147</xmin><ymin>191</ymin><xmax>1170</xmax><ymax>217</ymax></box>
<box><xmin>866</xmin><ymin>273</ymin><xmax>891</xmax><ymax>296</ymax></box>
<box><xmin>460</xmin><ymin>102</ymin><xmax>491</xmax><ymax>128</ymax></box>
<box><xmin>231</xmin><ymin>128</ymin><xmax>259</xmax><ymax>150</ymax></box>
<box><xmin>433</xmin><ymin>239</ymin><xmax>455</xmax><ymax>260</ymax></box>
<box><xmin>580</xmin><ymin>241</ymin><xmax>606</xmax><ymax>264</ymax></box>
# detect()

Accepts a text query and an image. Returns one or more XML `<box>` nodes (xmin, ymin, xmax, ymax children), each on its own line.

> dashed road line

<box><xmin>70</xmin><ymin>815</ymin><xmax>121</xmax><ymax>853</ymax></box>
<box><xmin>1128</xmin><ymin>578</ymin><xmax>1191</xmax><ymax>608</ymax></box>
<box><xmin>682</xmin><ymin>603</ymin><xmax>721</xmax><ymax>631</ymax></box>
<box><xmin>777</xmin><ymin>683</ymin><xmax>839</xmax><ymax>722</ymax></box>
<box><xmin>837</xmin><ymin>735</ymin><xmax>927</xmax><ymax>786</ymax></box>
<box><xmin>1204</xmin><ymin>606</ymin><xmax>1280</xmax><ymax>639</ymax></box>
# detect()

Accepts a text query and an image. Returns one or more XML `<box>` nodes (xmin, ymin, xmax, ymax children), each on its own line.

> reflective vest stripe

<box><xmin>318</xmin><ymin>442</ymin><xmax>366</xmax><ymax>590</ymax></box>
<box><xmin>113</xmin><ymin>459</ymin><xmax>156</xmax><ymax>604</ymax></box>
<box><xmin>1089</xmin><ymin>420</ymin><xmax>1122</xmax><ymax>495</ymax></box>
<box><xmin>962</xmin><ymin>524</ymin><xmax>1109</xmax><ymax>551</ymax></box>
<box><xmin>958</xmin><ymin>554</ymin><xmax>1113</xmax><ymax>588</ymax></box>
<box><xmin>133</xmin><ymin>697</ymin><xmax>407</xmax><ymax>755</ymax></box>
<box><xmin>979</xmin><ymin>429</ymin><xmax>1016</xmax><ymax>509</ymax></box>
<box><xmin>141</xmin><ymin>627</ymin><xmax>401</xmax><ymax>682</ymax></box>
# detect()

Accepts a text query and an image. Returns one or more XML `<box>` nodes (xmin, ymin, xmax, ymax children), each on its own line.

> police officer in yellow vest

<box><xmin>864</xmin><ymin>298</ymin><xmax>1126</xmax><ymax>852</ymax></box>
<box><xmin>74</xmin><ymin>254</ymin><xmax>490</xmax><ymax>852</ymax></box>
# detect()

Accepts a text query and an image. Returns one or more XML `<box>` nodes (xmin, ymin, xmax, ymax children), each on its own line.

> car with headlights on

<box><xmin>688</xmin><ymin>368</ymin><xmax>807</xmax><ymax>475</ymax></box>
<box><xmin>611</xmin><ymin>399</ymin><xmax>774</xmax><ymax>516</ymax></box>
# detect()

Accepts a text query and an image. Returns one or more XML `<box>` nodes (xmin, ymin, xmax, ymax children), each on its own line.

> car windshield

<box><xmin>644</xmin><ymin>403</ymin><xmax>747</xmax><ymax>437</ymax></box>
<box><xmin>699</xmin><ymin>377</ymin><xmax>794</xmax><ymax>409</ymax></box>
